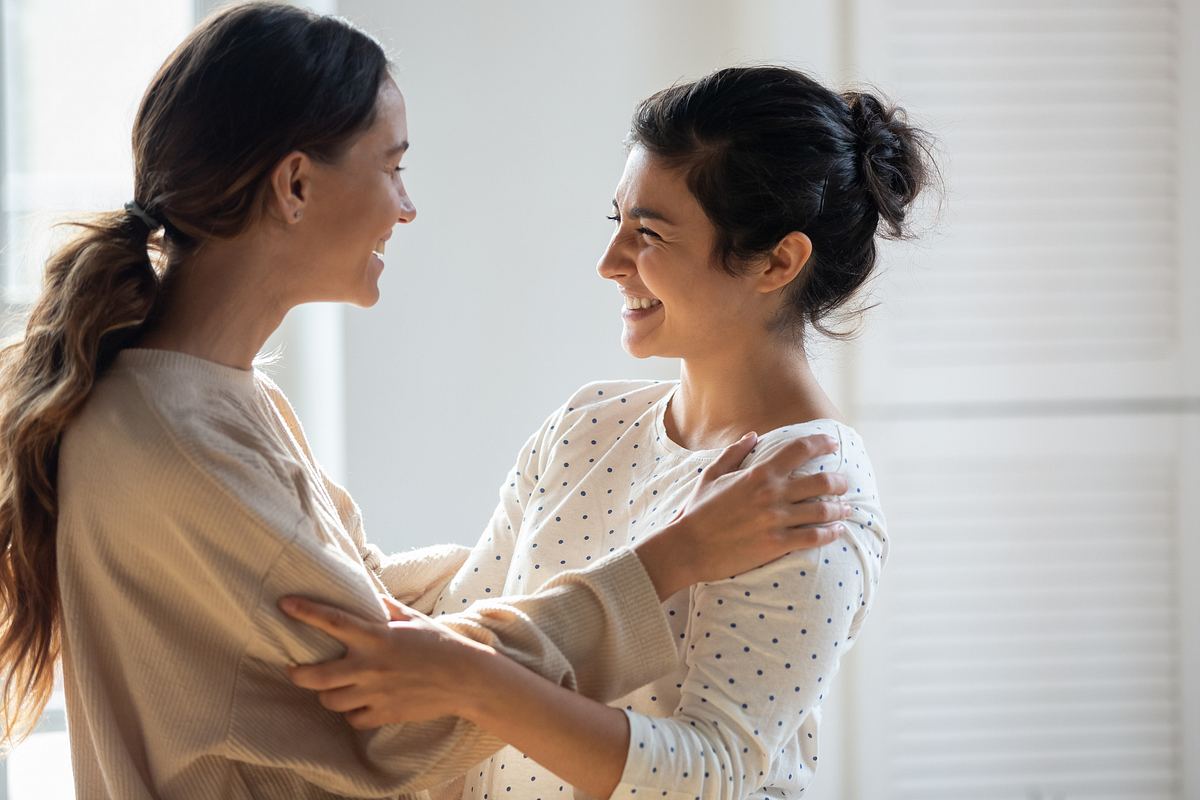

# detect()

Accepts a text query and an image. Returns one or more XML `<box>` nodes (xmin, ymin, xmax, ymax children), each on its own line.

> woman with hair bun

<box><xmin>0</xmin><ymin>8</ymin><xmax>855</xmax><ymax>799</ymax></box>
<box><xmin>283</xmin><ymin>66</ymin><xmax>934</xmax><ymax>799</ymax></box>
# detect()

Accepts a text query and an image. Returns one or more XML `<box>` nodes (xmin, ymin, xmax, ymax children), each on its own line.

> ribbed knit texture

<box><xmin>55</xmin><ymin>349</ymin><xmax>677</xmax><ymax>799</ymax></box>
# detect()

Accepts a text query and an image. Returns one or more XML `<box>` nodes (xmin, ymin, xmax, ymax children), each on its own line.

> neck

<box><xmin>666</xmin><ymin>337</ymin><xmax>840</xmax><ymax>451</ymax></box>
<box><xmin>138</xmin><ymin>239</ymin><xmax>292</xmax><ymax>371</ymax></box>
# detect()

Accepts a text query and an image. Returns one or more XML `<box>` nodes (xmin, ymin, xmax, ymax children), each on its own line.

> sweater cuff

<box><xmin>583</xmin><ymin>547</ymin><xmax>678</xmax><ymax>691</ymax></box>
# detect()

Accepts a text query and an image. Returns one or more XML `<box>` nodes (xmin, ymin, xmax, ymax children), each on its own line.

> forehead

<box><xmin>616</xmin><ymin>146</ymin><xmax>672</xmax><ymax>196</ymax></box>
<box><xmin>360</xmin><ymin>78</ymin><xmax>408</xmax><ymax>149</ymax></box>
<box><xmin>615</xmin><ymin>146</ymin><xmax>703</xmax><ymax>221</ymax></box>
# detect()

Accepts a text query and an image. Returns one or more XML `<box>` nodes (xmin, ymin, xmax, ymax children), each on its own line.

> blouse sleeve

<box><xmin>611</xmin><ymin>426</ymin><xmax>888</xmax><ymax>799</ymax></box>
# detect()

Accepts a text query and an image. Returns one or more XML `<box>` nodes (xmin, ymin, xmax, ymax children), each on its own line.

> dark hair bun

<box><xmin>628</xmin><ymin>66</ymin><xmax>937</xmax><ymax>339</ymax></box>
<box><xmin>844</xmin><ymin>90</ymin><xmax>931</xmax><ymax>239</ymax></box>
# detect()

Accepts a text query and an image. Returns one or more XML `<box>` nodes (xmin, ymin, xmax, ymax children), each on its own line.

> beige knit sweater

<box><xmin>55</xmin><ymin>349</ymin><xmax>677</xmax><ymax>799</ymax></box>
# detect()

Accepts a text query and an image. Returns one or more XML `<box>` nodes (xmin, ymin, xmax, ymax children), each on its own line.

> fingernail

<box><xmin>279</xmin><ymin>597</ymin><xmax>298</xmax><ymax>613</ymax></box>
<box><xmin>842</xmin><ymin>503</ymin><xmax>853</xmax><ymax>516</ymax></box>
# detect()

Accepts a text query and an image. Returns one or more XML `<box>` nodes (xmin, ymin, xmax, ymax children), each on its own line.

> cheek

<box><xmin>634</xmin><ymin>248</ymin><xmax>677</xmax><ymax>291</ymax></box>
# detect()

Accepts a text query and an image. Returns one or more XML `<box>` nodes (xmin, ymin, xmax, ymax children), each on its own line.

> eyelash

<box><xmin>393</xmin><ymin>166</ymin><xmax>406</xmax><ymax>174</ymax></box>
<box><xmin>606</xmin><ymin>214</ymin><xmax>660</xmax><ymax>240</ymax></box>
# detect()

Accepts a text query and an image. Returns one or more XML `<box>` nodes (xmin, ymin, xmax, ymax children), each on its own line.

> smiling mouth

<box><xmin>372</xmin><ymin>239</ymin><xmax>387</xmax><ymax>258</ymax></box>
<box><xmin>623</xmin><ymin>296</ymin><xmax>662</xmax><ymax>310</ymax></box>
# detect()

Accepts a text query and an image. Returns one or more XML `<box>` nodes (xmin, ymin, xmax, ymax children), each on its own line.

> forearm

<box><xmin>461</xmin><ymin>648</ymin><xmax>630</xmax><ymax>799</ymax></box>
<box><xmin>441</xmin><ymin>548</ymin><xmax>676</xmax><ymax>701</ymax></box>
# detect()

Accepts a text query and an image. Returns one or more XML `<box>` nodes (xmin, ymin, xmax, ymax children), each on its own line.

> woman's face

<box><xmin>298</xmin><ymin>77</ymin><xmax>416</xmax><ymax>307</ymax></box>
<box><xmin>597</xmin><ymin>146</ymin><xmax>769</xmax><ymax>360</ymax></box>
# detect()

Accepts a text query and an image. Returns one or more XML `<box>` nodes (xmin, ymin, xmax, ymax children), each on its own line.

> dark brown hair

<box><xmin>629</xmin><ymin>65</ymin><xmax>936</xmax><ymax>338</ymax></box>
<box><xmin>0</xmin><ymin>1</ymin><xmax>389</xmax><ymax>746</ymax></box>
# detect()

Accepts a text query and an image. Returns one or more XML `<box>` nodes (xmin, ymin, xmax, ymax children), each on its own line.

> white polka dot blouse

<box><xmin>433</xmin><ymin>380</ymin><xmax>888</xmax><ymax>799</ymax></box>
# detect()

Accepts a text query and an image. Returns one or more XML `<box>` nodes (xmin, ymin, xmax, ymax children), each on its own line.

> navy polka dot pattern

<box><xmin>432</xmin><ymin>381</ymin><xmax>888</xmax><ymax>799</ymax></box>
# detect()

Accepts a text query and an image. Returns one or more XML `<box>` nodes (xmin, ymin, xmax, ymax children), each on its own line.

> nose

<box><xmin>596</xmin><ymin>232</ymin><xmax>632</xmax><ymax>281</ymax></box>
<box><xmin>396</xmin><ymin>191</ymin><xmax>417</xmax><ymax>224</ymax></box>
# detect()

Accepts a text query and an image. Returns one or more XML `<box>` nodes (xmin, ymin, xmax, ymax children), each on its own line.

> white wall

<box><xmin>334</xmin><ymin>0</ymin><xmax>847</xmax><ymax>554</ymax></box>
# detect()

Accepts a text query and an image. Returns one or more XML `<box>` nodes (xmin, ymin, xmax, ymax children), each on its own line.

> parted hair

<box><xmin>0</xmin><ymin>1</ymin><xmax>390</xmax><ymax>747</ymax></box>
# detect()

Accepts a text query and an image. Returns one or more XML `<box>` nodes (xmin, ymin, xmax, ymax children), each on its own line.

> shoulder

<box><xmin>561</xmin><ymin>379</ymin><xmax>673</xmax><ymax>414</ymax></box>
<box><xmin>745</xmin><ymin>420</ymin><xmax>882</xmax><ymax>512</ymax></box>
<box><xmin>509</xmin><ymin>379</ymin><xmax>673</xmax><ymax>475</ymax></box>
<box><xmin>743</xmin><ymin>421</ymin><xmax>879</xmax><ymax>490</ymax></box>
<box><xmin>522</xmin><ymin>379</ymin><xmax>673</xmax><ymax>448</ymax></box>
<box><xmin>744</xmin><ymin>421</ymin><xmax>887</xmax><ymax>571</ymax></box>
<box><xmin>64</xmin><ymin>356</ymin><xmax>312</xmax><ymax>543</ymax></box>
<box><xmin>741</xmin><ymin>418</ymin><xmax>849</xmax><ymax>476</ymax></box>
<box><xmin>557</xmin><ymin>379</ymin><xmax>674</xmax><ymax>428</ymax></box>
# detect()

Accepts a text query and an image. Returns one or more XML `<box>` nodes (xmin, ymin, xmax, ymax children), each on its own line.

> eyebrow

<box><xmin>385</xmin><ymin>141</ymin><xmax>410</xmax><ymax>157</ymax></box>
<box><xmin>612</xmin><ymin>198</ymin><xmax>674</xmax><ymax>225</ymax></box>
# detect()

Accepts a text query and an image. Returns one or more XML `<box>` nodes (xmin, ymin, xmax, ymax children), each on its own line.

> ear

<box><xmin>756</xmin><ymin>232</ymin><xmax>813</xmax><ymax>294</ymax></box>
<box><xmin>268</xmin><ymin>150</ymin><xmax>312</xmax><ymax>224</ymax></box>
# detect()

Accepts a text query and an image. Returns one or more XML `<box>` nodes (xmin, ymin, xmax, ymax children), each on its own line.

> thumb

<box><xmin>702</xmin><ymin>431</ymin><xmax>758</xmax><ymax>482</ymax></box>
<box><xmin>380</xmin><ymin>594</ymin><xmax>415</xmax><ymax>622</ymax></box>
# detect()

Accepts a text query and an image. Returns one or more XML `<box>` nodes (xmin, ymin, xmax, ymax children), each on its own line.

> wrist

<box><xmin>446</xmin><ymin>639</ymin><xmax>500</xmax><ymax>722</ymax></box>
<box><xmin>632</xmin><ymin>522</ymin><xmax>691</xmax><ymax>601</ymax></box>
<box><xmin>454</xmin><ymin>642</ymin><xmax>508</xmax><ymax>724</ymax></box>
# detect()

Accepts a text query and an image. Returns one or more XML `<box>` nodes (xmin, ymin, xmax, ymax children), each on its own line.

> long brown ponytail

<box><xmin>0</xmin><ymin>0</ymin><xmax>389</xmax><ymax>746</ymax></box>
<box><xmin>0</xmin><ymin>214</ymin><xmax>162</xmax><ymax>744</ymax></box>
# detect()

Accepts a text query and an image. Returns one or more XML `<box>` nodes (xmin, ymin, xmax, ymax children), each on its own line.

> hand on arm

<box><xmin>280</xmin><ymin>593</ymin><xmax>495</xmax><ymax>728</ymax></box>
<box><xmin>634</xmin><ymin>431</ymin><xmax>851</xmax><ymax>600</ymax></box>
<box><xmin>280</xmin><ymin>592</ymin><xmax>633</xmax><ymax>798</ymax></box>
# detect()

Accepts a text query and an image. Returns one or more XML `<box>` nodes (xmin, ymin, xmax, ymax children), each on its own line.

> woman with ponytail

<box><xmin>0</xmin><ymin>6</ymin><xmax>852</xmax><ymax>798</ymax></box>
<box><xmin>280</xmin><ymin>66</ymin><xmax>935</xmax><ymax>799</ymax></box>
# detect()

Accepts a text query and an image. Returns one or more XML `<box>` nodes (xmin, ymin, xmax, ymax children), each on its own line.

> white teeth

<box><xmin>374</xmin><ymin>239</ymin><xmax>387</xmax><ymax>256</ymax></box>
<box><xmin>624</xmin><ymin>296</ymin><xmax>662</xmax><ymax>311</ymax></box>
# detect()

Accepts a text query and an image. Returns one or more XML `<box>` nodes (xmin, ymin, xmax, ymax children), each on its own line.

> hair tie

<box><xmin>124</xmin><ymin>200</ymin><xmax>163</xmax><ymax>232</ymax></box>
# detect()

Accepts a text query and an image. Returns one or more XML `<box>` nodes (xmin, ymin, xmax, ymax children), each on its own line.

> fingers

<box><xmin>316</xmin><ymin>685</ymin><xmax>368</xmax><ymax>714</ymax></box>
<box><xmin>345</xmin><ymin>706</ymin><xmax>384</xmax><ymax>730</ymax></box>
<box><xmin>781</xmin><ymin>523</ymin><xmax>846</xmax><ymax>551</ymax></box>
<box><xmin>700</xmin><ymin>431</ymin><xmax>758</xmax><ymax>482</ymax></box>
<box><xmin>784</xmin><ymin>471</ymin><xmax>849</xmax><ymax>504</ymax></box>
<box><xmin>758</xmin><ymin>434</ymin><xmax>839</xmax><ymax>478</ymax></box>
<box><xmin>278</xmin><ymin>596</ymin><xmax>373</xmax><ymax>645</ymax></box>
<box><xmin>287</xmin><ymin>659</ymin><xmax>355</xmax><ymax>691</ymax></box>
<box><xmin>380</xmin><ymin>595</ymin><xmax>414</xmax><ymax>622</ymax></box>
<box><xmin>777</xmin><ymin>497</ymin><xmax>851</xmax><ymax>529</ymax></box>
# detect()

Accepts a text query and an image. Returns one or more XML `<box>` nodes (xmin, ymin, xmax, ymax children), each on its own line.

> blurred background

<box><xmin>1</xmin><ymin>0</ymin><xmax>1196</xmax><ymax>798</ymax></box>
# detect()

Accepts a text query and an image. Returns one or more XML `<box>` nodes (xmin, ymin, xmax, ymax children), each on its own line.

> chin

<box><xmin>355</xmin><ymin>271</ymin><xmax>384</xmax><ymax>307</ymax></box>
<box><xmin>356</xmin><ymin>287</ymin><xmax>382</xmax><ymax>308</ymax></box>
<box><xmin>621</xmin><ymin>335</ymin><xmax>661</xmax><ymax>360</ymax></box>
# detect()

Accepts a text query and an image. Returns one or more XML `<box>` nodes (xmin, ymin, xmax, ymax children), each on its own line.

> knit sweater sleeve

<box><xmin>223</xmin><ymin>510</ymin><xmax>493</xmax><ymax>797</ymax></box>
<box><xmin>264</xmin><ymin>377</ymin><xmax>679</xmax><ymax>705</ymax></box>
<box><xmin>226</xmin><ymin>518</ymin><xmax>674</xmax><ymax>796</ymax></box>
<box><xmin>322</xmin><ymin>460</ymin><xmax>678</xmax><ymax>704</ymax></box>
<box><xmin>221</xmin><ymin>382</ymin><xmax>677</xmax><ymax>795</ymax></box>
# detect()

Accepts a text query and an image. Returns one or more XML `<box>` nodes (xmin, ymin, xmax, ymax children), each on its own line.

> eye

<box><xmin>636</xmin><ymin>226</ymin><xmax>662</xmax><ymax>240</ymax></box>
<box><xmin>606</xmin><ymin>214</ymin><xmax>620</xmax><ymax>223</ymax></box>
<box><xmin>393</xmin><ymin>165</ymin><xmax>406</xmax><ymax>174</ymax></box>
